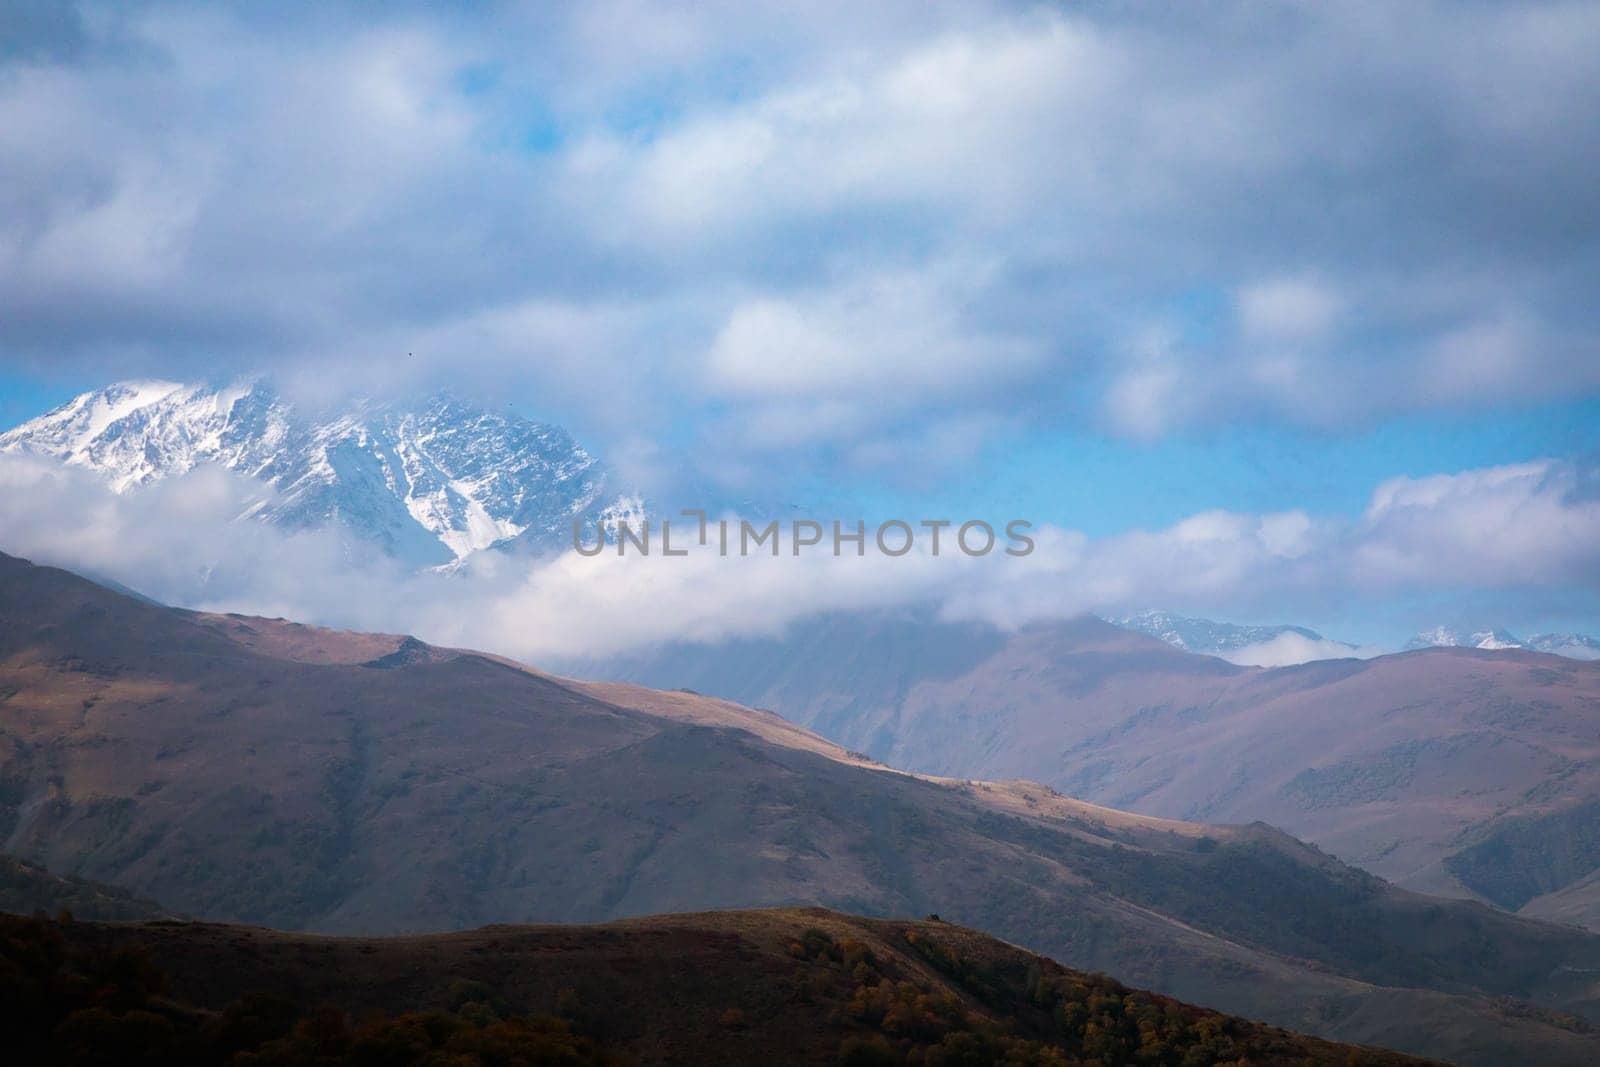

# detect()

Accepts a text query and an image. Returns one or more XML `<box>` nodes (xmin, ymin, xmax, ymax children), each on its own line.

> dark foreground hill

<box><xmin>2</xmin><ymin>551</ymin><xmax>1599</xmax><ymax>1065</ymax></box>
<box><xmin>4</xmin><ymin>907</ymin><xmax>1438</xmax><ymax>1066</ymax></box>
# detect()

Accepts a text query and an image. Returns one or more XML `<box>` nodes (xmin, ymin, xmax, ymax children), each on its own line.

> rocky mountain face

<box><xmin>3</xmin><ymin>551</ymin><xmax>1600</xmax><ymax>1065</ymax></box>
<box><xmin>0</xmin><ymin>381</ymin><xmax>638</xmax><ymax>567</ymax></box>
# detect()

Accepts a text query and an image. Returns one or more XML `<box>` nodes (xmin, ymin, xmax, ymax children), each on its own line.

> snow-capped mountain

<box><xmin>1403</xmin><ymin>626</ymin><xmax>1525</xmax><ymax>652</ymax></box>
<box><xmin>1524</xmin><ymin>633</ymin><xmax>1600</xmax><ymax>661</ymax></box>
<box><xmin>1402</xmin><ymin>627</ymin><xmax>1600</xmax><ymax>659</ymax></box>
<box><xmin>1109</xmin><ymin>610</ymin><xmax>1370</xmax><ymax>667</ymax></box>
<box><xmin>0</xmin><ymin>380</ymin><xmax>638</xmax><ymax>567</ymax></box>
<box><xmin>1113</xmin><ymin>610</ymin><xmax>1323</xmax><ymax>653</ymax></box>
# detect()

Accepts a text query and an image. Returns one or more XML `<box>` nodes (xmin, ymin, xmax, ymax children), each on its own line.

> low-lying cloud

<box><xmin>2</xmin><ymin>453</ymin><xmax>1594</xmax><ymax>663</ymax></box>
<box><xmin>1215</xmin><ymin>633</ymin><xmax>1385</xmax><ymax>670</ymax></box>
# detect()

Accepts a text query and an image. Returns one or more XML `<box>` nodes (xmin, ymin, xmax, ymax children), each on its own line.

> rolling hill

<box><xmin>585</xmin><ymin>608</ymin><xmax>1600</xmax><ymax>912</ymax></box>
<box><xmin>3</xmin><ymin>552</ymin><xmax>1600</xmax><ymax>1064</ymax></box>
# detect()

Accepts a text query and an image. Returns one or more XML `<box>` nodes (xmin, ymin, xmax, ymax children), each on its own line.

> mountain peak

<box><xmin>0</xmin><ymin>380</ymin><xmax>629</xmax><ymax>567</ymax></box>
<box><xmin>1526</xmin><ymin>632</ymin><xmax>1600</xmax><ymax>660</ymax></box>
<box><xmin>1112</xmin><ymin>609</ymin><xmax>1324</xmax><ymax>653</ymax></box>
<box><xmin>1403</xmin><ymin>626</ymin><xmax>1525</xmax><ymax>652</ymax></box>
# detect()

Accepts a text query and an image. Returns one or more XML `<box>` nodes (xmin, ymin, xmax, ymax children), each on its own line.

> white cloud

<box><xmin>1217</xmin><ymin>633</ymin><xmax>1383</xmax><ymax>669</ymax></box>
<box><xmin>704</xmin><ymin>268</ymin><xmax>1039</xmax><ymax>400</ymax></box>
<box><xmin>1</xmin><ymin>453</ymin><xmax>1596</xmax><ymax>662</ymax></box>
<box><xmin>1237</xmin><ymin>279</ymin><xmax>1340</xmax><ymax>344</ymax></box>
<box><xmin>1354</xmin><ymin>460</ymin><xmax>1600</xmax><ymax>589</ymax></box>
<box><xmin>3</xmin><ymin>0</ymin><xmax>1598</xmax><ymax>478</ymax></box>
<box><xmin>1105</xmin><ymin>363</ymin><xmax>1186</xmax><ymax>440</ymax></box>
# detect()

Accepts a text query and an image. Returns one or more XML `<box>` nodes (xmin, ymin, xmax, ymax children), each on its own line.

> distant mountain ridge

<box><xmin>1114</xmin><ymin>611</ymin><xmax>1600</xmax><ymax>664</ymax></box>
<box><xmin>589</xmin><ymin>606</ymin><xmax>1600</xmax><ymax>916</ymax></box>
<box><xmin>1111</xmin><ymin>609</ymin><xmax>1373</xmax><ymax>666</ymax></box>
<box><xmin>1406</xmin><ymin>626</ymin><xmax>1600</xmax><ymax>659</ymax></box>
<box><xmin>0</xmin><ymin>380</ymin><xmax>640</xmax><ymax>567</ymax></box>
<box><xmin>1528</xmin><ymin>633</ymin><xmax>1600</xmax><ymax>660</ymax></box>
<box><xmin>1114</xmin><ymin>609</ymin><xmax>1326</xmax><ymax>653</ymax></box>
<box><xmin>1405</xmin><ymin>626</ymin><xmax>1526</xmax><ymax>651</ymax></box>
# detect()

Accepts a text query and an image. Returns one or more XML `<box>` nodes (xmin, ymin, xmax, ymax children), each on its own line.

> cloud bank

<box><xmin>2</xmin><ymin>453</ymin><xmax>1595</xmax><ymax>663</ymax></box>
<box><xmin>1215</xmin><ymin>633</ymin><xmax>1384</xmax><ymax>670</ymax></box>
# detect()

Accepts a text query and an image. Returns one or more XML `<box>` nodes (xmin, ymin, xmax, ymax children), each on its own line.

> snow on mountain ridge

<box><xmin>1110</xmin><ymin>610</ymin><xmax>1379</xmax><ymax>666</ymax></box>
<box><xmin>1115</xmin><ymin>615</ymin><xmax>1600</xmax><ymax>665</ymax></box>
<box><xmin>1112</xmin><ymin>609</ymin><xmax>1326</xmax><ymax>653</ymax></box>
<box><xmin>1526</xmin><ymin>633</ymin><xmax>1600</xmax><ymax>661</ymax></box>
<box><xmin>1403</xmin><ymin>626</ymin><xmax>1526</xmax><ymax>652</ymax></box>
<box><xmin>7</xmin><ymin>380</ymin><xmax>191</xmax><ymax>488</ymax></box>
<box><xmin>1401</xmin><ymin>627</ymin><xmax>1600</xmax><ymax>658</ymax></box>
<box><xmin>0</xmin><ymin>381</ymin><xmax>626</xmax><ymax>567</ymax></box>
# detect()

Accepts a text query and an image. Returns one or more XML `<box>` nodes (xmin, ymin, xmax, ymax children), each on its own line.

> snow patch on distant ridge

<box><xmin>1112</xmin><ymin>610</ymin><xmax>1373</xmax><ymax>666</ymax></box>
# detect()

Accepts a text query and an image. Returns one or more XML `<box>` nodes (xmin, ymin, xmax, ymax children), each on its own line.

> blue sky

<box><xmin>823</xmin><ymin>399</ymin><xmax>1600</xmax><ymax>539</ymax></box>
<box><xmin>1</xmin><ymin>1</ymin><xmax>1598</xmax><ymax>652</ymax></box>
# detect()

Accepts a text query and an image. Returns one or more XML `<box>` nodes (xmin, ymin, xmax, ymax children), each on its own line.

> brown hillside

<box><xmin>2</xmin><ymin>551</ymin><xmax>1599</xmax><ymax>1066</ymax></box>
<box><xmin>586</xmin><ymin>610</ymin><xmax>1600</xmax><ymax>906</ymax></box>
